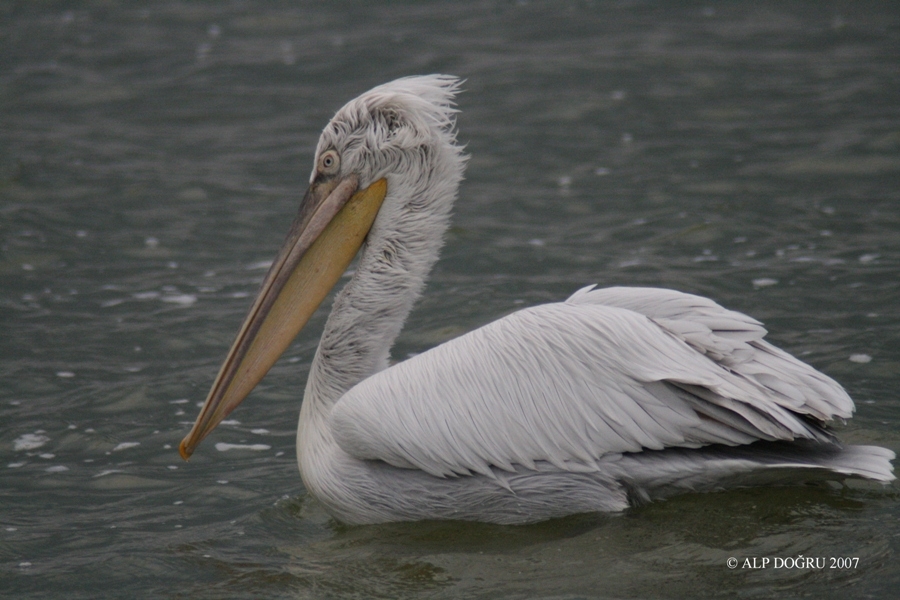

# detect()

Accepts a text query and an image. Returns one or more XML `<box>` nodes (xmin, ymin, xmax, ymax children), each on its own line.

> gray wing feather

<box><xmin>570</xmin><ymin>285</ymin><xmax>853</xmax><ymax>420</ymax></box>
<box><xmin>330</xmin><ymin>286</ymin><xmax>855</xmax><ymax>478</ymax></box>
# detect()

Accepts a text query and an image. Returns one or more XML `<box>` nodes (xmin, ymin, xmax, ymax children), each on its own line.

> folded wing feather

<box><xmin>330</xmin><ymin>286</ymin><xmax>853</xmax><ymax>478</ymax></box>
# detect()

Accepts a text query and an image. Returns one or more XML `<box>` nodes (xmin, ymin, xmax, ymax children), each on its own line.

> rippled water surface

<box><xmin>3</xmin><ymin>2</ymin><xmax>899</xmax><ymax>598</ymax></box>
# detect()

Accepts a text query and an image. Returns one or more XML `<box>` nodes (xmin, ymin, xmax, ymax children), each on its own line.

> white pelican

<box><xmin>180</xmin><ymin>75</ymin><xmax>894</xmax><ymax>524</ymax></box>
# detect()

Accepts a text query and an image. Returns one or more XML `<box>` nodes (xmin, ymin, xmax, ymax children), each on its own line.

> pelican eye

<box><xmin>319</xmin><ymin>150</ymin><xmax>340</xmax><ymax>175</ymax></box>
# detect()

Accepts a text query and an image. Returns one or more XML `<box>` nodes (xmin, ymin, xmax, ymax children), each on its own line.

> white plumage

<box><xmin>182</xmin><ymin>75</ymin><xmax>894</xmax><ymax>524</ymax></box>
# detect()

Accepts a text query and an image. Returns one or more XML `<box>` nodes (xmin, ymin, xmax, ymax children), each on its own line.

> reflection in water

<box><xmin>209</xmin><ymin>486</ymin><xmax>893</xmax><ymax>599</ymax></box>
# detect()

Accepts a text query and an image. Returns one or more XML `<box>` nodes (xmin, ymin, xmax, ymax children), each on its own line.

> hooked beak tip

<box><xmin>179</xmin><ymin>439</ymin><xmax>193</xmax><ymax>461</ymax></box>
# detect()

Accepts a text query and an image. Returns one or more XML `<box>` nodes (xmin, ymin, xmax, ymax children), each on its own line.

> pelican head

<box><xmin>180</xmin><ymin>75</ymin><xmax>466</xmax><ymax>459</ymax></box>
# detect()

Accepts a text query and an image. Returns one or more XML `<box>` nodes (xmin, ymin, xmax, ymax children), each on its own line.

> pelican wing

<box><xmin>330</xmin><ymin>286</ymin><xmax>854</xmax><ymax>479</ymax></box>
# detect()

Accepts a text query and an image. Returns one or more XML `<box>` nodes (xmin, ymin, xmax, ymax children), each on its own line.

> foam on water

<box><xmin>215</xmin><ymin>443</ymin><xmax>272</xmax><ymax>452</ymax></box>
<box><xmin>13</xmin><ymin>433</ymin><xmax>50</xmax><ymax>451</ymax></box>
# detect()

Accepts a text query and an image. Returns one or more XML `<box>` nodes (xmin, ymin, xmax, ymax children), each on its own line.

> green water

<box><xmin>2</xmin><ymin>2</ymin><xmax>899</xmax><ymax>598</ymax></box>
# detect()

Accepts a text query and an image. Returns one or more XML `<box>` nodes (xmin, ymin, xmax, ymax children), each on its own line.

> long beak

<box><xmin>179</xmin><ymin>176</ymin><xmax>388</xmax><ymax>460</ymax></box>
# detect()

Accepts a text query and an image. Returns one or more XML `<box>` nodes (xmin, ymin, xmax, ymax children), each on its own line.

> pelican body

<box><xmin>181</xmin><ymin>75</ymin><xmax>894</xmax><ymax>524</ymax></box>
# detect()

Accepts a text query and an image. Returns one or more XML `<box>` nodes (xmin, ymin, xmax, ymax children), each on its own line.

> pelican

<box><xmin>180</xmin><ymin>75</ymin><xmax>894</xmax><ymax>524</ymax></box>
